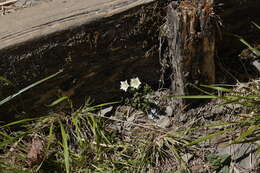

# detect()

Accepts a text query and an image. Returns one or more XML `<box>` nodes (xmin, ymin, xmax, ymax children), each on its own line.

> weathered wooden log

<box><xmin>163</xmin><ymin>0</ymin><xmax>216</xmax><ymax>107</ymax></box>
<box><xmin>0</xmin><ymin>0</ymin><xmax>168</xmax><ymax>121</ymax></box>
<box><xmin>161</xmin><ymin>0</ymin><xmax>260</xmax><ymax>109</ymax></box>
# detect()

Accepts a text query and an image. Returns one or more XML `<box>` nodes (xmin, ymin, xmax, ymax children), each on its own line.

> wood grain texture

<box><xmin>165</xmin><ymin>1</ymin><xmax>216</xmax><ymax>107</ymax></box>
<box><xmin>0</xmin><ymin>0</ymin><xmax>154</xmax><ymax>50</ymax></box>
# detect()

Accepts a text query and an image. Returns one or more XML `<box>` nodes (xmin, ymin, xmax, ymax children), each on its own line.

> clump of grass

<box><xmin>0</xmin><ymin>72</ymin><xmax>193</xmax><ymax>172</ymax></box>
<box><xmin>175</xmin><ymin>22</ymin><xmax>260</xmax><ymax>149</ymax></box>
<box><xmin>0</xmin><ymin>97</ymin><xmax>192</xmax><ymax>172</ymax></box>
<box><xmin>176</xmin><ymin>80</ymin><xmax>259</xmax><ymax>144</ymax></box>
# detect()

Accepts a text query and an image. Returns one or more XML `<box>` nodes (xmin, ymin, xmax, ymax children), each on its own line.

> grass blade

<box><xmin>48</xmin><ymin>96</ymin><xmax>69</xmax><ymax>107</ymax></box>
<box><xmin>189</xmin><ymin>83</ymin><xmax>214</xmax><ymax>95</ymax></box>
<box><xmin>173</xmin><ymin>95</ymin><xmax>219</xmax><ymax>99</ymax></box>
<box><xmin>0</xmin><ymin>162</ymin><xmax>30</xmax><ymax>173</ymax></box>
<box><xmin>0</xmin><ymin>70</ymin><xmax>63</xmax><ymax>106</ymax></box>
<box><xmin>59</xmin><ymin>120</ymin><xmax>70</xmax><ymax>173</ymax></box>
<box><xmin>187</xmin><ymin>129</ymin><xmax>232</xmax><ymax>146</ymax></box>
<box><xmin>233</xmin><ymin>124</ymin><xmax>260</xmax><ymax>143</ymax></box>
<box><xmin>200</xmin><ymin>85</ymin><xmax>235</xmax><ymax>93</ymax></box>
<box><xmin>252</xmin><ymin>21</ymin><xmax>260</xmax><ymax>30</ymax></box>
<box><xmin>0</xmin><ymin>117</ymin><xmax>39</xmax><ymax>129</ymax></box>
<box><xmin>239</xmin><ymin>38</ymin><xmax>260</xmax><ymax>56</ymax></box>
<box><xmin>47</xmin><ymin>123</ymin><xmax>54</xmax><ymax>150</ymax></box>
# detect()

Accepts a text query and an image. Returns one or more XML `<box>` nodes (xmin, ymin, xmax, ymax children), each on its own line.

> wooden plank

<box><xmin>0</xmin><ymin>0</ymin><xmax>154</xmax><ymax>50</ymax></box>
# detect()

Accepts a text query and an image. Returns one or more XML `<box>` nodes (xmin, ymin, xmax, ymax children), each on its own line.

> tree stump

<box><xmin>164</xmin><ymin>0</ymin><xmax>217</xmax><ymax>107</ymax></box>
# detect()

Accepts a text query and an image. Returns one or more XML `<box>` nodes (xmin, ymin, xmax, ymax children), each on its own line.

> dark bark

<box><xmin>164</xmin><ymin>0</ymin><xmax>216</xmax><ymax>107</ymax></box>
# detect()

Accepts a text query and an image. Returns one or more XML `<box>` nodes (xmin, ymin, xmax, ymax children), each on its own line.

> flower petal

<box><xmin>120</xmin><ymin>80</ymin><xmax>129</xmax><ymax>92</ymax></box>
<box><xmin>130</xmin><ymin>77</ymin><xmax>141</xmax><ymax>89</ymax></box>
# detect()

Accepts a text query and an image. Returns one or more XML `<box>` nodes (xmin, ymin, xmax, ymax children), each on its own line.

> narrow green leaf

<box><xmin>59</xmin><ymin>121</ymin><xmax>70</xmax><ymax>173</ymax></box>
<box><xmin>0</xmin><ymin>162</ymin><xmax>30</xmax><ymax>173</ymax></box>
<box><xmin>0</xmin><ymin>130</ymin><xmax>12</xmax><ymax>139</ymax></box>
<box><xmin>0</xmin><ymin>70</ymin><xmax>63</xmax><ymax>106</ymax></box>
<box><xmin>187</xmin><ymin>130</ymin><xmax>229</xmax><ymax>146</ymax></box>
<box><xmin>233</xmin><ymin>124</ymin><xmax>260</xmax><ymax>143</ymax></box>
<box><xmin>231</xmin><ymin>136</ymin><xmax>260</xmax><ymax>144</ymax></box>
<box><xmin>239</xmin><ymin>38</ymin><xmax>260</xmax><ymax>56</ymax></box>
<box><xmin>252</xmin><ymin>21</ymin><xmax>260</xmax><ymax>30</ymax></box>
<box><xmin>47</xmin><ymin>123</ymin><xmax>54</xmax><ymax>150</ymax></box>
<box><xmin>182</xmin><ymin>121</ymin><xmax>238</xmax><ymax>132</ymax></box>
<box><xmin>99</xmin><ymin>129</ymin><xmax>110</xmax><ymax>144</ymax></box>
<box><xmin>240</xmin><ymin>38</ymin><xmax>254</xmax><ymax>50</ymax></box>
<box><xmin>173</xmin><ymin>95</ymin><xmax>219</xmax><ymax>99</ymax></box>
<box><xmin>48</xmin><ymin>96</ymin><xmax>69</xmax><ymax>107</ymax></box>
<box><xmin>200</xmin><ymin>85</ymin><xmax>235</xmax><ymax>93</ymax></box>
<box><xmin>0</xmin><ymin>117</ymin><xmax>39</xmax><ymax>129</ymax></box>
<box><xmin>190</xmin><ymin>83</ymin><xmax>213</xmax><ymax>95</ymax></box>
<box><xmin>256</xmin><ymin>145</ymin><xmax>260</xmax><ymax>155</ymax></box>
<box><xmin>221</xmin><ymin>98</ymin><xmax>240</xmax><ymax>105</ymax></box>
<box><xmin>0</xmin><ymin>131</ymin><xmax>29</xmax><ymax>147</ymax></box>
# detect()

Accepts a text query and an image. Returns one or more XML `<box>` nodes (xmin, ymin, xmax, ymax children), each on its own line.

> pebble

<box><xmin>156</xmin><ymin>116</ymin><xmax>171</xmax><ymax>128</ymax></box>
<box><xmin>165</xmin><ymin>105</ymin><xmax>173</xmax><ymax>117</ymax></box>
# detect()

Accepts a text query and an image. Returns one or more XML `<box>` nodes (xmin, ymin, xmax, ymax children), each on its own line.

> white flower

<box><xmin>120</xmin><ymin>80</ymin><xmax>129</xmax><ymax>92</ymax></box>
<box><xmin>130</xmin><ymin>77</ymin><xmax>141</xmax><ymax>89</ymax></box>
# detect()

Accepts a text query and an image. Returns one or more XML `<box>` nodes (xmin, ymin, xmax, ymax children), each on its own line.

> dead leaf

<box><xmin>27</xmin><ymin>136</ymin><xmax>44</xmax><ymax>167</ymax></box>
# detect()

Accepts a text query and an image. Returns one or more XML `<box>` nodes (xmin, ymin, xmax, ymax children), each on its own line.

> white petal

<box><xmin>120</xmin><ymin>80</ymin><xmax>129</xmax><ymax>92</ymax></box>
<box><xmin>130</xmin><ymin>77</ymin><xmax>141</xmax><ymax>89</ymax></box>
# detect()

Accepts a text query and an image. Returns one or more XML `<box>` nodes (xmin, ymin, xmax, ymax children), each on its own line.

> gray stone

<box><xmin>217</xmin><ymin>143</ymin><xmax>260</xmax><ymax>171</ymax></box>
<box><xmin>156</xmin><ymin>116</ymin><xmax>171</xmax><ymax>128</ymax></box>
<box><xmin>98</xmin><ymin>106</ymin><xmax>113</xmax><ymax>117</ymax></box>
<box><xmin>252</xmin><ymin>59</ymin><xmax>260</xmax><ymax>72</ymax></box>
<box><xmin>165</xmin><ymin>105</ymin><xmax>173</xmax><ymax>117</ymax></box>
<box><xmin>181</xmin><ymin>153</ymin><xmax>193</xmax><ymax>163</ymax></box>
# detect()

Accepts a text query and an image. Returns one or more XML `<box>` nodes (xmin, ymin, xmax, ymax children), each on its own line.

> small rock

<box><xmin>156</xmin><ymin>116</ymin><xmax>171</xmax><ymax>128</ymax></box>
<box><xmin>252</xmin><ymin>59</ymin><xmax>260</xmax><ymax>72</ymax></box>
<box><xmin>212</xmin><ymin>105</ymin><xmax>225</xmax><ymax>115</ymax></box>
<box><xmin>165</xmin><ymin>105</ymin><xmax>173</xmax><ymax>117</ymax></box>
<box><xmin>217</xmin><ymin>143</ymin><xmax>260</xmax><ymax>171</ymax></box>
<box><xmin>181</xmin><ymin>153</ymin><xmax>193</xmax><ymax>163</ymax></box>
<box><xmin>98</xmin><ymin>106</ymin><xmax>113</xmax><ymax>117</ymax></box>
<box><xmin>179</xmin><ymin>113</ymin><xmax>188</xmax><ymax>122</ymax></box>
